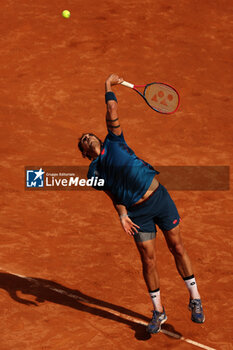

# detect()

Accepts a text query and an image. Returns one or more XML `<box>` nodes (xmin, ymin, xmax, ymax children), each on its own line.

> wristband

<box><xmin>105</xmin><ymin>91</ymin><xmax>117</xmax><ymax>104</ymax></box>
<box><xmin>119</xmin><ymin>214</ymin><xmax>128</xmax><ymax>220</ymax></box>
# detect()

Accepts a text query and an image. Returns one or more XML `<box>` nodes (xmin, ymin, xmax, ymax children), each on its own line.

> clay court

<box><xmin>1</xmin><ymin>0</ymin><xmax>233</xmax><ymax>349</ymax></box>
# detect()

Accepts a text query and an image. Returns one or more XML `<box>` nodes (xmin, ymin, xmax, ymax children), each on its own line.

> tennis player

<box><xmin>78</xmin><ymin>74</ymin><xmax>205</xmax><ymax>334</ymax></box>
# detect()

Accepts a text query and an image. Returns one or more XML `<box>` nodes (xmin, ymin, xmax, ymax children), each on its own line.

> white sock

<box><xmin>183</xmin><ymin>274</ymin><xmax>200</xmax><ymax>299</ymax></box>
<box><xmin>149</xmin><ymin>288</ymin><xmax>163</xmax><ymax>312</ymax></box>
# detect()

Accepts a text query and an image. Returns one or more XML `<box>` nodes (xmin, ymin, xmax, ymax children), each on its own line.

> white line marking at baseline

<box><xmin>0</xmin><ymin>270</ymin><xmax>216</xmax><ymax>350</ymax></box>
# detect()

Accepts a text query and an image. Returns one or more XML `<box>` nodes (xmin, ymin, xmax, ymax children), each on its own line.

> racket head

<box><xmin>143</xmin><ymin>82</ymin><xmax>180</xmax><ymax>114</ymax></box>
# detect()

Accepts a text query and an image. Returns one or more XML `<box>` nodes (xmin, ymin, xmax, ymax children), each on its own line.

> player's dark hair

<box><xmin>78</xmin><ymin>133</ymin><xmax>103</xmax><ymax>160</ymax></box>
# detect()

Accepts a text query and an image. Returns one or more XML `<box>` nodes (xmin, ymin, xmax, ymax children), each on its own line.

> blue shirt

<box><xmin>87</xmin><ymin>130</ymin><xmax>159</xmax><ymax>208</ymax></box>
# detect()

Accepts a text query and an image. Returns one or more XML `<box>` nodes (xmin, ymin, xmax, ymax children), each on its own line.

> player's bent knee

<box><xmin>169</xmin><ymin>243</ymin><xmax>185</xmax><ymax>257</ymax></box>
<box><xmin>142</xmin><ymin>255</ymin><xmax>156</xmax><ymax>271</ymax></box>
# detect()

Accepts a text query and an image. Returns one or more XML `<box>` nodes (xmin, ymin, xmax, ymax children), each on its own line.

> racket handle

<box><xmin>121</xmin><ymin>81</ymin><xmax>134</xmax><ymax>89</ymax></box>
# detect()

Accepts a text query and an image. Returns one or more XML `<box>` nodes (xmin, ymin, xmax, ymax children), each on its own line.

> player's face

<box><xmin>80</xmin><ymin>133</ymin><xmax>101</xmax><ymax>154</ymax></box>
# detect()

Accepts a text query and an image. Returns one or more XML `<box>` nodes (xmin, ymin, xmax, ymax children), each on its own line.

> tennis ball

<box><xmin>62</xmin><ymin>10</ymin><xmax>70</xmax><ymax>18</ymax></box>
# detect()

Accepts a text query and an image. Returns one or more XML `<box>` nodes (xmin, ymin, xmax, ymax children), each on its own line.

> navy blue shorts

<box><xmin>127</xmin><ymin>184</ymin><xmax>180</xmax><ymax>240</ymax></box>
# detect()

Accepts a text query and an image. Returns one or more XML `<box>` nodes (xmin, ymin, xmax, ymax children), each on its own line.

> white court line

<box><xmin>0</xmin><ymin>270</ymin><xmax>216</xmax><ymax>350</ymax></box>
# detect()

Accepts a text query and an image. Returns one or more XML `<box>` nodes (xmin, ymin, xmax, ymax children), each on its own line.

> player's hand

<box><xmin>120</xmin><ymin>216</ymin><xmax>140</xmax><ymax>236</ymax></box>
<box><xmin>106</xmin><ymin>74</ymin><xmax>124</xmax><ymax>86</ymax></box>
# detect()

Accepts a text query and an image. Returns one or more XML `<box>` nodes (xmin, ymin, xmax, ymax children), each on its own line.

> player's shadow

<box><xmin>0</xmin><ymin>272</ymin><xmax>182</xmax><ymax>341</ymax></box>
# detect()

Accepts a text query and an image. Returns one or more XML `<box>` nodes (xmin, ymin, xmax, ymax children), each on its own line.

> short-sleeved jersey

<box><xmin>87</xmin><ymin>130</ymin><xmax>159</xmax><ymax>208</ymax></box>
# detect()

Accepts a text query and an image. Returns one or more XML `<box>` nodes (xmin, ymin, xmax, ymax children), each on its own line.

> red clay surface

<box><xmin>1</xmin><ymin>1</ymin><xmax>233</xmax><ymax>349</ymax></box>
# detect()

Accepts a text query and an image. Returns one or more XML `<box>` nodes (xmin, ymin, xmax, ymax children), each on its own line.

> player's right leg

<box><xmin>135</xmin><ymin>237</ymin><xmax>167</xmax><ymax>333</ymax></box>
<box><xmin>127</xmin><ymin>189</ymin><xmax>168</xmax><ymax>333</ymax></box>
<box><xmin>135</xmin><ymin>238</ymin><xmax>161</xmax><ymax>300</ymax></box>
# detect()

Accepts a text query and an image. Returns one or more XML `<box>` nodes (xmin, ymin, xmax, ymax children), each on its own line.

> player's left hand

<box><xmin>106</xmin><ymin>74</ymin><xmax>124</xmax><ymax>86</ymax></box>
<box><xmin>120</xmin><ymin>216</ymin><xmax>140</xmax><ymax>236</ymax></box>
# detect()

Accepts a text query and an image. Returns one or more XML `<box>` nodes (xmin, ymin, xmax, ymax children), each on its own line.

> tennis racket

<box><xmin>120</xmin><ymin>80</ymin><xmax>180</xmax><ymax>114</ymax></box>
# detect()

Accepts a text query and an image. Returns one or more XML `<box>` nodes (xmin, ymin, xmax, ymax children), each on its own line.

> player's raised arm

<box><xmin>105</xmin><ymin>74</ymin><xmax>123</xmax><ymax>136</ymax></box>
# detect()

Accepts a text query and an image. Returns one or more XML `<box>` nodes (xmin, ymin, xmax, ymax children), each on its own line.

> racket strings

<box><xmin>144</xmin><ymin>84</ymin><xmax>179</xmax><ymax>113</ymax></box>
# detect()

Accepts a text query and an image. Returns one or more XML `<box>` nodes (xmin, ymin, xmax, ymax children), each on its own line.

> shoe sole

<box><xmin>188</xmin><ymin>306</ymin><xmax>205</xmax><ymax>323</ymax></box>
<box><xmin>147</xmin><ymin>315</ymin><xmax>168</xmax><ymax>334</ymax></box>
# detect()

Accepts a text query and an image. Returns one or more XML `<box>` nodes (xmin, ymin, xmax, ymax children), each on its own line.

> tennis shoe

<box><xmin>147</xmin><ymin>308</ymin><xmax>167</xmax><ymax>334</ymax></box>
<box><xmin>189</xmin><ymin>299</ymin><xmax>205</xmax><ymax>323</ymax></box>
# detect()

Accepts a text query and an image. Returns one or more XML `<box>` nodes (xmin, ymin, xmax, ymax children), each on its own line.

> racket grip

<box><xmin>121</xmin><ymin>81</ymin><xmax>134</xmax><ymax>89</ymax></box>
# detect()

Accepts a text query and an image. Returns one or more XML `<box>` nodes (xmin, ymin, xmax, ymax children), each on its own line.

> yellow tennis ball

<box><xmin>62</xmin><ymin>10</ymin><xmax>70</xmax><ymax>18</ymax></box>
